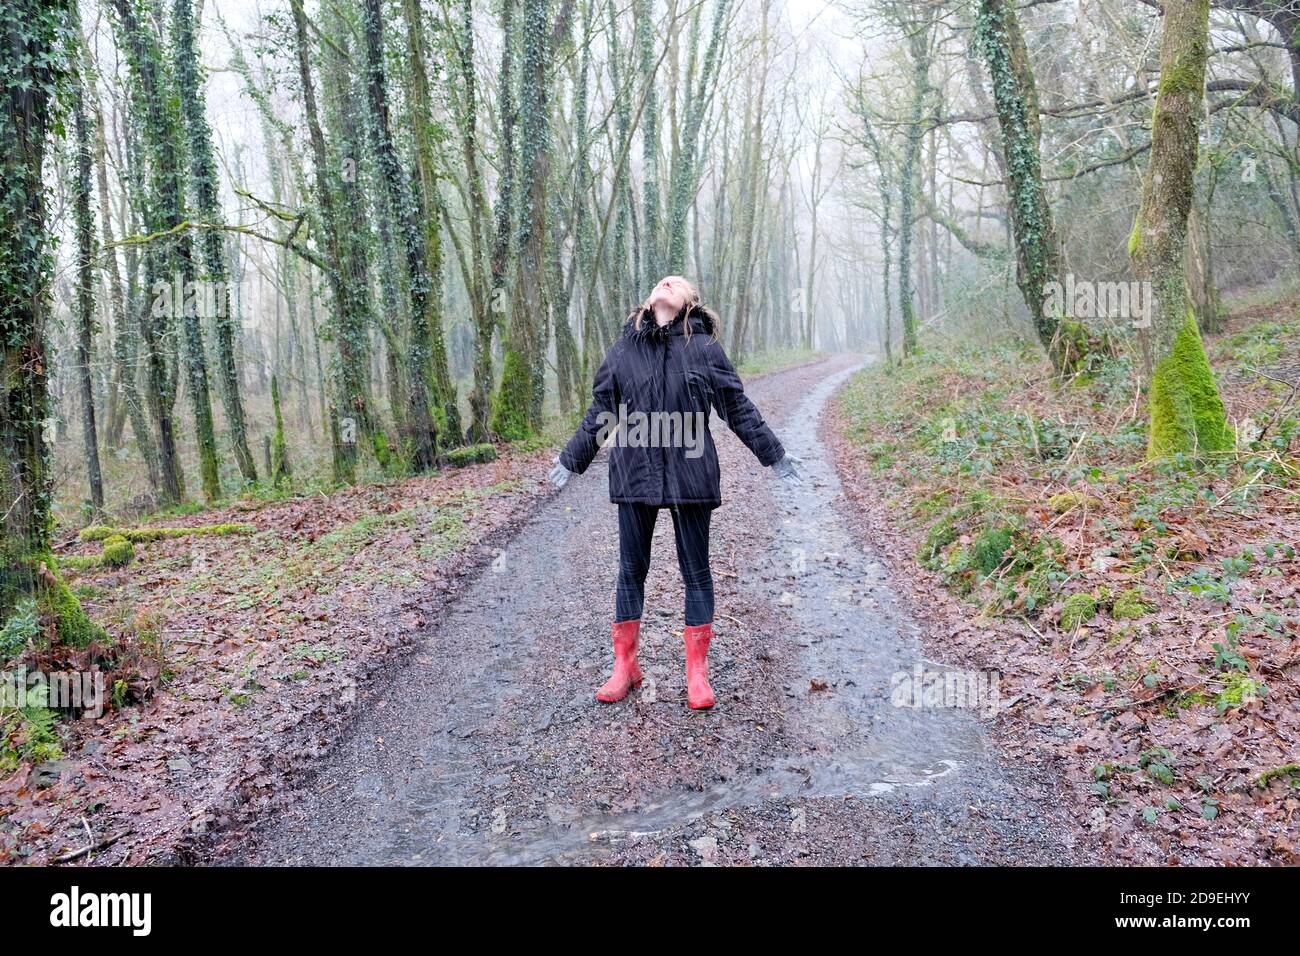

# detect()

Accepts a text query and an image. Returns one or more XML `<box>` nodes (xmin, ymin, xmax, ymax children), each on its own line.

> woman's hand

<box><xmin>548</xmin><ymin>456</ymin><xmax>572</xmax><ymax>490</ymax></box>
<box><xmin>771</xmin><ymin>453</ymin><xmax>804</xmax><ymax>487</ymax></box>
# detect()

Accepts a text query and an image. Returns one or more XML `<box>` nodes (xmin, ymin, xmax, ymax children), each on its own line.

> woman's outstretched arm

<box><xmin>558</xmin><ymin>344</ymin><xmax>621</xmax><ymax>475</ymax></box>
<box><xmin>704</xmin><ymin>339</ymin><xmax>785</xmax><ymax>467</ymax></box>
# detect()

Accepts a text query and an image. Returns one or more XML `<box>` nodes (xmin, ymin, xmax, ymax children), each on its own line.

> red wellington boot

<box><xmin>596</xmin><ymin>619</ymin><xmax>643</xmax><ymax>703</ymax></box>
<box><xmin>683</xmin><ymin>623</ymin><xmax>716</xmax><ymax>710</ymax></box>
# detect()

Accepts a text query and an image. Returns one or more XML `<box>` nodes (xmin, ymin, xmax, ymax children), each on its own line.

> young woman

<box><xmin>548</xmin><ymin>276</ymin><xmax>802</xmax><ymax>709</ymax></box>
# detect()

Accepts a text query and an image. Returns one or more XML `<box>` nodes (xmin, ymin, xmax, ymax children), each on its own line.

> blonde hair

<box><xmin>633</xmin><ymin>276</ymin><xmax>712</xmax><ymax>341</ymax></box>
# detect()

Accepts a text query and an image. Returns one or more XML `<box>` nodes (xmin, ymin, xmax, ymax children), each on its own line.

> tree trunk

<box><xmin>173</xmin><ymin>0</ymin><xmax>257</xmax><ymax>485</ymax></box>
<box><xmin>110</xmin><ymin>0</ymin><xmax>193</xmax><ymax>504</ymax></box>
<box><xmin>454</xmin><ymin>0</ymin><xmax>497</xmax><ymax>443</ymax></box>
<box><xmin>492</xmin><ymin>0</ymin><xmax>552</xmax><ymax>439</ymax></box>
<box><xmin>973</xmin><ymin>0</ymin><xmax>1068</xmax><ymax>371</ymax></box>
<box><xmin>897</xmin><ymin>28</ymin><xmax>929</xmax><ymax>358</ymax></box>
<box><xmin>71</xmin><ymin>33</ymin><xmax>105</xmax><ymax>514</ymax></box>
<box><xmin>1</xmin><ymin>0</ymin><xmax>104</xmax><ymax>643</ymax></box>
<box><xmin>1129</xmin><ymin>0</ymin><xmax>1231</xmax><ymax>459</ymax></box>
<box><xmin>361</xmin><ymin>0</ymin><xmax>438</xmax><ymax>471</ymax></box>
<box><xmin>119</xmin><ymin>0</ymin><xmax>221</xmax><ymax>501</ymax></box>
<box><xmin>636</xmin><ymin>0</ymin><xmax>661</xmax><ymax>287</ymax></box>
<box><xmin>402</xmin><ymin>0</ymin><xmax>461</xmax><ymax>443</ymax></box>
<box><xmin>98</xmin><ymin>83</ymin><xmax>161</xmax><ymax>488</ymax></box>
<box><xmin>1186</xmin><ymin>184</ymin><xmax>1220</xmax><ymax>334</ymax></box>
<box><xmin>665</xmin><ymin>0</ymin><xmax>729</xmax><ymax>274</ymax></box>
<box><xmin>289</xmin><ymin>0</ymin><xmax>372</xmax><ymax>484</ymax></box>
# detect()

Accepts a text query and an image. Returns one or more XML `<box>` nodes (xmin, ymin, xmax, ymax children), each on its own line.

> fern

<box><xmin>0</xmin><ymin>598</ymin><xmax>39</xmax><ymax>662</ymax></box>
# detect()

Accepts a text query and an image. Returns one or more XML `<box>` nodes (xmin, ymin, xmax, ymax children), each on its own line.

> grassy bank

<box><xmin>832</xmin><ymin>298</ymin><xmax>1300</xmax><ymax>864</ymax></box>
<box><xmin>0</xmin><ymin>442</ymin><xmax>555</xmax><ymax>864</ymax></box>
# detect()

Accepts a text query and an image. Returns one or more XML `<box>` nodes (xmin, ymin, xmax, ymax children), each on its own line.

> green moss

<box><xmin>1156</xmin><ymin>56</ymin><xmax>1204</xmax><ymax>98</ymax></box>
<box><xmin>100</xmin><ymin>535</ymin><xmax>134</xmax><ymax>568</ymax></box>
<box><xmin>1047</xmin><ymin>490</ymin><xmax>1101</xmax><ymax>513</ymax></box>
<box><xmin>371</xmin><ymin>432</ymin><xmax>395</xmax><ymax>471</ymax></box>
<box><xmin>33</xmin><ymin>554</ymin><xmax>104</xmax><ymax>647</ymax></box>
<box><xmin>1215</xmin><ymin>672</ymin><xmax>1265</xmax><ymax>713</ymax></box>
<box><xmin>1060</xmin><ymin>592</ymin><xmax>1098</xmax><ymax>631</ymax></box>
<box><xmin>1110</xmin><ymin>587</ymin><xmax>1152</xmax><ymax>620</ymax></box>
<box><xmin>1127</xmin><ymin>215</ymin><xmax>1142</xmax><ymax>258</ymax></box>
<box><xmin>56</xmin><ymin>554</ymin><xmax>102</xmax><ymax>572</ymax></box>
<box><xmin>80</xmin><ymin>523</ymin><xmax>253</xmax><ymax>543</ymax></box>
<box><xmin>445</xmin><ymin>443</ymin><xmax>497</xmax><ymax>468</ymax></box>
<box><xmin>491</xmin><ymin>348</ymin><xmax>535</xmax><ymax>441</ymax></box>
<box><xmin>270</xmin><ymin>374</ymin><xmax>291</xmax><ymax>489</ymax></box>
<box><xmin>1256</xmin><ymin>764</ymin><xmax>1300</xmax><ymax>789</ymax></box>
<box><xmin>1148</xmin><ymin>310</ymin><xmax>1232</xmax><ymax>459</ymax></box>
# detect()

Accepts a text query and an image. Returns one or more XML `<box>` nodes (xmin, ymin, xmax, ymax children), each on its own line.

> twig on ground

<box><xmin>53</xmin><ymin>830</ymin><xmax>127</xmax><ymax>865</ymax></box>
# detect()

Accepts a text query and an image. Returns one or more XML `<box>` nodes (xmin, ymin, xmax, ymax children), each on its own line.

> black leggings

<box><xmin>615</xmin><ymin>504</ymin><xmax>714</xmax><ymax>626</ymax></box>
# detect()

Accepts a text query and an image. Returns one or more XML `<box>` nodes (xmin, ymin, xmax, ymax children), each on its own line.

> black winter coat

<box><xmin>559</xmin><ymin>304</ymin><xmax>785</xmax><ymax>509</ymax></box>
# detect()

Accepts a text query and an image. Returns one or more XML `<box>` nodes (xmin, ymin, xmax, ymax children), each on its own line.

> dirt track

<box><xmin>226</xmin><ymin>356</ymin><xmax>1087</xmax><ymax>866</ymax></box>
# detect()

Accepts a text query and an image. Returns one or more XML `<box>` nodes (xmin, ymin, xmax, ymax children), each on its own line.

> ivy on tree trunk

<box><xmin>172</xmin><ymin>0</ymin><xmax>258</xmax><ymax>485</ymax></box>
<box><xmin>70</xmin><ymin>7</ymin><xmax>104</xmax><ymax>515</ymax></box>
<box><xmin>1</xmin><ymin>0</ymin><xmax>104</xmax><ymax>644</ymax></box>
<box><xmin>972</xmin><ymin>0</ymin><xmax>1075</xmax><ymax>374</ymax></box>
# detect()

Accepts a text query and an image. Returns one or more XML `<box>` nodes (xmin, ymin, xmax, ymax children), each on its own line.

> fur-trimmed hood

<box><xmin>622</xmin><ymin>303</ymin><xmax>718</xmax><ymax>343</ymax></box>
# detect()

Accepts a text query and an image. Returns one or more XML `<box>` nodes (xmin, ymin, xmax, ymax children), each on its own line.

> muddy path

<box><xmin>226</xmin><ymin>356</ymin><xmax>1086</xmax><ymax>866</ymax></box>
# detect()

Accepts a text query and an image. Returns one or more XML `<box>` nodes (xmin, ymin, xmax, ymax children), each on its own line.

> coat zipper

<box><xmin>659</xmin><ymin>337</ymin><xmax>669</xmax><ymax>502</ymax></box>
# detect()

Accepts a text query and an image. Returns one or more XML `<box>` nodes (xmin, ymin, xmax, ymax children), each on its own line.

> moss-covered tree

<box><xmin>172</xmin><ymin>0</ymin><xmax>258</xmax><ymax>485</ymax></box>
<box><xmin>111</xmin><ymin>0</ymin><xmax>222</xmax><ymax>503</ymax></box>
<box><xmin>664</xmin><ymin>0</ymin><xmax>730</xmax><ymax>275</ymax></box>
<box><xmin>86</xmin><ymin>42</ymin><xmax>159</xmax><ymax>488</ymax></box>
<box><xmin>269</xmin><ymin>374</ymin><xmax>291</xmax><ymax>489</ymax></box>
<box><xmin>547</xmin><ymin>0</ymin><xmax>581</xmax><ymax>412</ymax></box>
<box><xmin>635</xmin><ymin>0</ymin><xmax>661</xmax><ymax>287</ymax></box>
<box><xmin>402</xmin><ymin>0</ymin><xmax>462</xmax><ymax>444</ymax></box>
<box><xmin>450</xmin><ymin>0</ymin><xmax>497</xmax><ymax>442</ymax></box>
<box><xmin>289</xmin><ymin>0</ymin><xmax>374</xmax><ymax>484</ymax></box>
<box><xmin>896</xmin><ymin>22</ymin><xmax>930</xmax><ymax>358</ymax></box>
<box><xmin>1129</xmin><ymin>0</ymin><xmax>1231</xmax><ymax>459</ymax></box>
<box><xmin>69</xmin><ymin>4</ymin><xmax>104</xmax><ymax>514</ymax></box>
<box><xmin>848</xmin><ymin>93</ymin><xmax>896</xmax><ymax>366</ymax></box>
<box><xmin>1</xmin><ymin>0</ymin><xmax>104</xmax><ymax>644</ymax></box>
<box><xmin>485</xmin><ymin>0</ymin><xmax>520</xmax><ymax>437</ymax></box>
<box><xmin>972</xmin><ymin>0</ymin><xmax>1071</xmax><ymax>373</ymax></box>
<box><xmin>360</xmin><ymin>0</ymin><xmax>439</xmax><ymax>471</ymax></box>
<box><xmin>492</xmin><ymin>0</ymin><xmax>552</xmax><ymax>439</ymax></box>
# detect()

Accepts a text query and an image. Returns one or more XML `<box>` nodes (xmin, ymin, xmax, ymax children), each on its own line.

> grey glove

<box><xmin>548</xmin><ymin>456</ymin><xmax>572</xmax><ymax>489</ymax></box>
<box><xmin>771</xmin><ymin>453</ymin><xmax>804</xmax><ymax>487</ymax></box>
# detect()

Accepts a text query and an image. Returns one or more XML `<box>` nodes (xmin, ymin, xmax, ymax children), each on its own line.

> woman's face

<box><xmin>647</xmin><ymin>275</ymin><xmax>689</xmax><ymax>312</ymax></box>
